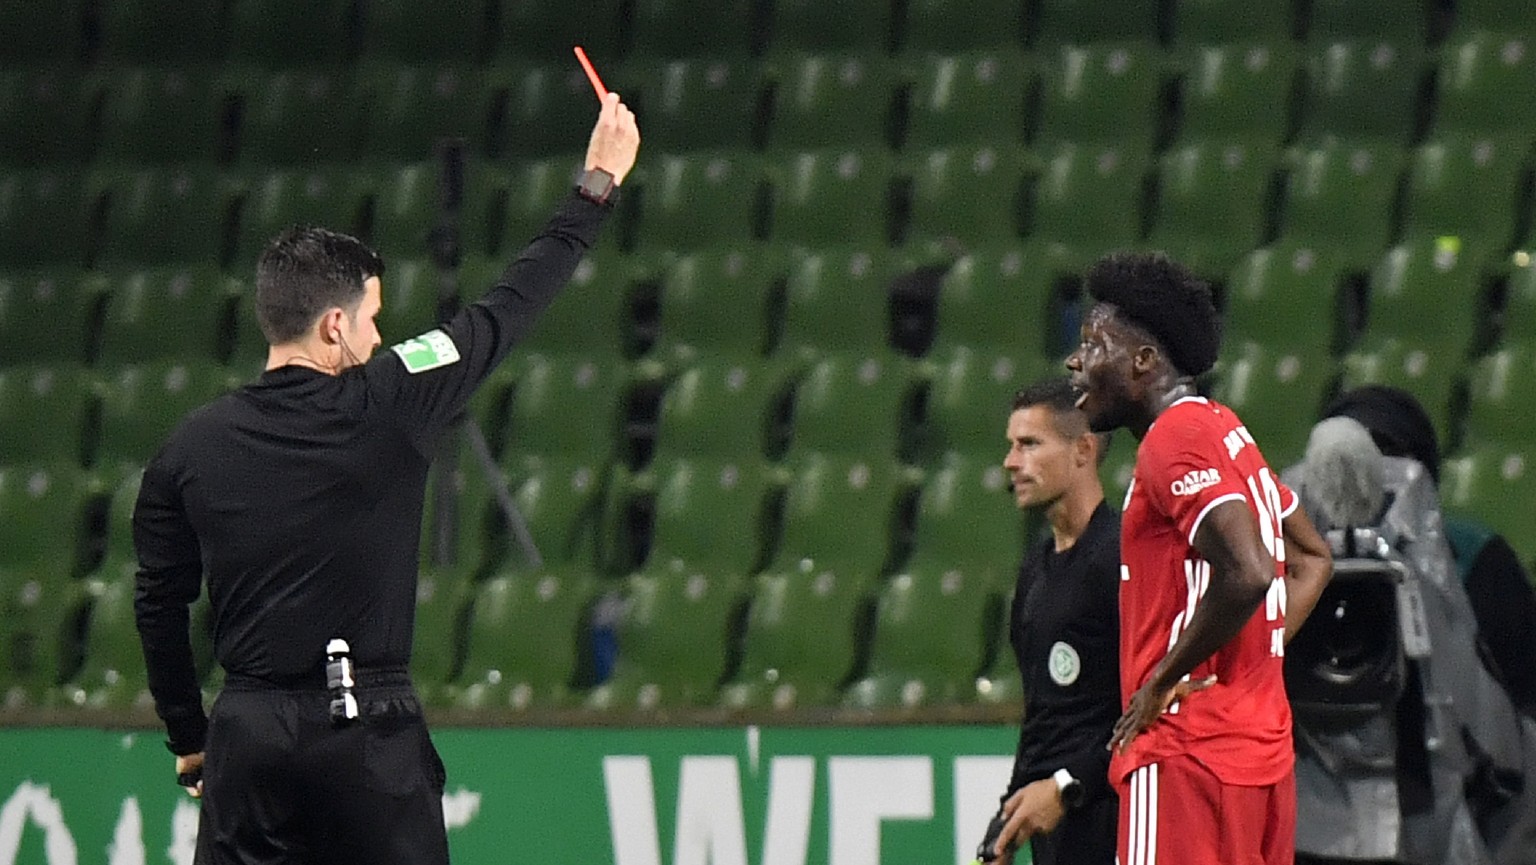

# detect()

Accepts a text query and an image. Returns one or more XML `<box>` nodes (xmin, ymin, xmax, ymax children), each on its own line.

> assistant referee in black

<box><xmin>133</xmin><ymin>94</ymin><xmax>639</xmax><ymax>864</ymax></box>
<box><xmin>986</xmin><ymin>376</ymin><xmax>1121</xmax><ymax>865</ymax></box>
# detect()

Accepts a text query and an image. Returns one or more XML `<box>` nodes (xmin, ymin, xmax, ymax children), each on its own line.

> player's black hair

<box><xmin>1084</xmin><ymin>251</ymin><xmax>1221</xmax><ymax>377</ymax></box>
<box><xmin>1012</xmin><ymin>375</ymin><xmax>1113</xmax><ymax>465</ymax></box>
<box><xmin>256</xmin><ymin>226</ymin><xmax>386</xmax><ymax>345</ymax></box>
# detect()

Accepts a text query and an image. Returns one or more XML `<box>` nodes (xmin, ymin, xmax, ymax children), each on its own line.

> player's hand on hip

<box><xmin>1110</xmin><ymin>675</ymin><xmax>1217</xmax><ymax>753</ymax></box>
<box><xmin>585</xmin><ymin>92</ymin><xmax>640</xmax><ymax>186</ymax></box>
<box><xmin>175</xmin><ymin>752</ymin><xmax>205</xmax><ymax>798</ymax></box>
<box><xmin>995</xmin><ymin>778</ymin><xmax>1065</xmax><ymax>857</ymax></box>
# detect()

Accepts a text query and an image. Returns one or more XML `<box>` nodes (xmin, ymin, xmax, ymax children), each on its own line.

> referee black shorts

<box><xmin>195</xmin><ymin>679</ymin><xmax>449</xmax><ymax>865</ymax></box>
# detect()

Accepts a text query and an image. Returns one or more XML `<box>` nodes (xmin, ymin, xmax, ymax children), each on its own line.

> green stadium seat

<box><xmin>1307</xmin><ymin>0</ymin><xmax>1427</xmax><ymax>43</ymax></box>
<box><xmin>930</xmin><ymin>248</ymin><xmax>1058</xmax><ymax>359</ymax></box>
<box><xmin>56</xmin><ymin>576</ymin><xmax>152</xmax><ymax>710</ymax></box>
<box><xmin>374</xmin><ymin>259</ymin><xmax>445</xmax><ymax>344</ymax></box>
<box><xmin>0</xmin><ymin>366</ymin><xmax>94</xmax><ymax>464</ymax></box>
<box><xmin>1464</xmin><ymin>346</ymin><xmax>1536</xmax><ymax>447</ymax></box>
<box><xmin>0</xmin><ymin>69</ymin><xmax>97</xmax><ymax>166</ymax></box>
<box><xmin>1171</xmin><ymin>0</ymin><xmax>1295</xmax><ymax>46</ymax></box>
<box><xmin>1277</xmin><ymin>141</ymin><xmax>1404</xmax><ymax>268</ymax></box>
<box><xmin>787</xmin><ymin>355</ymin><xmax>911</xmax><ymax>459</ymax></box>
<box><xmin>906</xmin><ymin>455</ymin><xmax>1023</xmax><ymax>578</ymax></box>
<box><xmin>500</xmin><ymin>356</ymin><xmax>627</xmax><ymax>465</ymax></box>
<box><xmin>456</xmin><ymin>457</ymin><xmax>615</xmax><ymax>577</ymax></box>
<box><xmin>1359</xmin><ymin>238</ymin><xmax>1483</xmax><ymax>354</ymax></box>
<box><xmin>1147</xmin><ymin>139</ymin><xmax>1279</xmax><ymax>277</ymax></box>
<box><xmin>99</xmin><ymin>68</ymin><xmax>232</xmax><ymax>165</ymax></box>
<box><xmin>1501</xmin><ymin>261</ymin><xmax>1536</xmax><ymax>346</ymax></box>
<box><xmin>371</xmin><ymin>160</ymin><xmax>507</xmax><ymax>261</ymax></box>
<box><xmin>633</xmin><ymin>57</ymin><xmax>761</xmax><ymax>151</ymax></box>
<box><xmin>1032</xmin><ymin>142</ymin><xmax>1151</xmax><ymax>267</ymax></box>
<box><xmin>1340</xmin><ymin>339</ymin><xmax>1461</xmax><ymax>443</ymax></box>
<box><xmin>1224</xmin><ymin>243</ymin><xmax>1344</xmax><ymax>354</ymax></box>
<box><xmin>96</xmin><ymin>167</ymin><xmax>238</xmax><ymax>266</ymax></box>
<box><xmin>0</xmin><ymin>170</ymin><xmax>93</xmax><ymax>265</ymax></box>
<box><xmin>1214</xmin><ymin>341</ymin><xmax>1337</xmax><ymax>471</ymax></box>
<box><xmin>228</xmin><ymin>0</ymin><xmax>352</xmax><ymax>64</ymax></box>
<box><xmin>364</xmin><ymin>0</ymin><xmax>487</xmax><ymax>62</ymax></box>
<box><xmin>1098</xmin><ymin>427</ymin><xmax>1138</xmax><ymax>506</ymax></box>
<box><xmin>0</xmin><ymin>463</ymin><xmax>95</xmax><ymax>576</ymax></box>
<box><xmin>766</xmin><ymin>52</ymin><xmax>897</xmax><ymax>150</ymax></box>
<box><xmin>901</xmin><ymin>0</ymin><xmax>1027</xmax><ymax>51</ymax></box>
<box><xmin>768</xmin><ymin>0</ymin><xmax>892</xmax><ymax>54</ymax></box>
<box><xmin>98</xmin><ymin>471</ymin><xmax>143</xmax><ymax>566</ymax></box>
<box><xmin>0</xmin><ymin>268</ymin><xmax>102</xmax><ymax>365</ymax></box>
<box><xmin>634</xmin><ymin>151</ymin><xmax>765</xmax><ymax>250</ymax></box>
<box><xmin>451</xmin><ymin>571</ymin><xmax>596</xmax><ymax>709</ymax></box>
<box><xmin>587</xmin><ymin>570</ymin><xmax>745</xmax><ymax>710</ymax></box>
<box><xmin>719</xmin><ymin>569</ymin><xmax>869</xmax><ymax>709</ymax></box>
<box><xmin>630</xmin><ymin>0</ymin><xmax>756</xmax><ymax>57</ymax></box>
<box><xmin>904</xmin><ymin>50</ymin><xmax>1030</xmax><ymax>147</ymax></box>
<box><xmin>1454</xmin><ymin>0</ymin><xmax>1536</xmax><ymax>33</ymax></box>
<box><xmin>769</xmin><ymin>454</ymin><xmax>903</xmax><ymax>576</ymax></box>
<box><xmin>498</xmin><ymin>0</ymin><xmax>625</xmax><ymax>61</ymax></box>
<box><xmin>906</xmin><ymin>144</ymin><xmax>1028</xmax><ymax>244</ymax></box>
<box><xmin>239</xmin><ymin>70</ymin><xmax>365</xmax><ymax>166</ymax></box>
<box><xmin>1401</xmin><ymin>136</ymin><xmax>1526</xmax><ymax>250</ymax></box>
<box><xmin>463</xmin><ymin>249</ymin><xmax>633</xmax><ymax>359</ymax></box>
<box><xmin>843</xmin><ymin>567</ymin><xmax>996</xmax><ymax>707</ymax></box>
<box><xmin>235</xmin><ymin>168</ymin><xmax>370</xmax><ymax>266</ymax></box>
<box><xmin>974</xmin><ymin>596</ymin><xmax>1021</xmax><ymax>705</ymax></box>
<box><xmin>645</xmin><ymin>457</ymin><xmax>775</xmax><ymax>573</ymax></box>
<box><xmin>1035</xmin><ymin>0</ymin><xmax>1159</xmax><ymax>45</ymax></box>
<box><xmin>924</xmin><ymin>350</ymin><xmax>1052</xmax><ymax>457</ymax></box>
<box><xmin>651</xmin><ymin>248</ymin><xmax>786</xmax><ymax>366</ymax></box>
<box><xmin>97</xmin><ymin>266</ymin><xmax>238</xmax><ymax>364</ymax></box>
<box><xmin>1441</xmin><ymin>445</ymin><xmax>1536</xmax><ymax>563</ymax></box>
<box><xmin>1035</xmin><ymin>43</ymin><xmax>1162</xmax><ymax>148</ymax></box>
<box><xmin>1435</xmin><ymin>33</ymin><xmax>1536</xmax><ymax>139</ymax></box>
<box><xmin>359</xmin><ymin>65</ymin><xmax>497</xmax><ymax>160</ymax></box>
<box><xmin>410</xmin><ymin>571</ymin><xmax>469</xmax><ymax>704</ymax></box>
<box><xmin>0</xmin><ymin>0</ymin><xmax>83</xmax><ymax>62</ymax></box>
<box><xmin>1179</xmin><ymin>43</ymin><xmax>1299</xmax><ymax>144</ymax></box>
<box><xmin>770</xmin><ymin>148</ymin><xmax>897</xmax><ymax>246</ymax></box>
<box><xmin>503</xmin><ymin>155</ymin><xmax>582</xmax><ymax>248</ymax></box>
<box><xmin>779</xmin><ymin>247</ymin><xmax>896</xmax><ymax>360</ymax></box>
<box><xmin>0</xmin><ymin>569</ymin><xmax>85</xmax><ymax>709</ymax></box>
<box><xmin>1298</xmin><ymin>40</ymin><xmax>1424</xmax><ymax>144</ymax></box>
<box><xmin>652</xmin><ymin>361</ymin><xmax>788</xmax><ymax>460</ymax></box>
<box><xmin>498</xmin><ymin>64</ymin><xmax>613</xmax><ymax>158</ymax></box>
<box><xmin>99</xmin><ymin>0</ymin><xmax>224</xmax><ymax>62</ymax></box>
<box><xmin>96</xmin><ymin>362</ymin><xmax>234</xmax><ymax>471</ymax></box>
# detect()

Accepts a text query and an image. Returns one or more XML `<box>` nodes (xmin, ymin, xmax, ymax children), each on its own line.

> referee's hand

<box><xmin>175</xmin><ymin>752</ymin><xmax>205</xmax><ymax>798</ymax></box>
<box><xmin>584</xmin><ymin>92</ymin><xmax>640</xmax><ymax>186</ymax></box>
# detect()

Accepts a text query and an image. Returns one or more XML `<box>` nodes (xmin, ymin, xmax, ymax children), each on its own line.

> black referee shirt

<box><xmin>133</xmin><ymin>192</ymin><xmax>611</xmax><ymax>754</ymax></box>
<box><xmin>1006</xmin><ymin>500</ymin><xmax>1121</xmax><ymax>804</ymax></box>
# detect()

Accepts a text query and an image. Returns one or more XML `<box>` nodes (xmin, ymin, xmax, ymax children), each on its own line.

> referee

<box><xmin>987</xmin><ymin>376</ymin><xmax>1121</xmax><ymax>865</ymax></box>
<box><xmin>132</xmin><ymin>94</ymin><xmax>639</xmax><ymax>864</ymax></box>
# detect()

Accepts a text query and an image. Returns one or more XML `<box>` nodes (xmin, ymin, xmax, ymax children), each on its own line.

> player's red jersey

<box><xmin>1110</xmin><ymin>397</ymin><xmax>1299</xmax><ymax>787</ymax></box>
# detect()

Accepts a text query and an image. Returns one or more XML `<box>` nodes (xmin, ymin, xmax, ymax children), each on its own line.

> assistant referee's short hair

<box><xmin>256</xmin><ymin>226</ymin><xmax>386</xmax><ymax>345</ymax></box>
<box><xmin>1012</xmin><ymin>375</ymin><xmax>1113</xmax><ymax>464</ymax></box>
<box><xmin>1084</xmin><ymin>251</ymin><xmax>1221</xmax><ymax>377</ymax></box>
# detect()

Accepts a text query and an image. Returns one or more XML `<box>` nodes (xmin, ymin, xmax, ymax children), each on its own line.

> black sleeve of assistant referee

<box><xmin>366</xmin><ymin>189</ymin><xmax>615</xmax><ymax>452</ymax></box>
<box><xmin>132</xmin><ymin>453</ymin><xmax>209</xmax><ymax>755</ymax></box>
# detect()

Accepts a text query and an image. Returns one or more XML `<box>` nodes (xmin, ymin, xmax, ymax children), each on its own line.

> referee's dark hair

<box><xmin>1012</xmin><ymin>376</ymin><xmax>1113</xmax><ymax>465</ymax></box>
<box><xmin>256</xmin><ymin>226</ymin><xmax>386</xmax><ymax>345</ymax></box>
<box><xmin>1084</xmin><ymin>251</ymin><xmax>1221</xmax><ymax>378</ymax></box>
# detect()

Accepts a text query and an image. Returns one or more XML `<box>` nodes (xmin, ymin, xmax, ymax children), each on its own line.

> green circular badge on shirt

<box><xmin>1049</xmin><ymin>641</ymin><xmax>1081</xmax><ymax>686</ymax></box>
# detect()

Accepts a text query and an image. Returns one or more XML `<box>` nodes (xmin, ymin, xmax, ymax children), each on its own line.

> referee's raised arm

<box><xmin>368</xmin><ymin>92</ymin><xmax>641</xmax><ymax>449</ymax></box>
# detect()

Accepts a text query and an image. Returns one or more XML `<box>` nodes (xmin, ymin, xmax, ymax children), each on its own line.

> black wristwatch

<box><xmin>576</xmin><ymin>167</ymin><xmax>617</xmax><ymax>205</ymax></box>
<box><xmin>1053</xmin><ymin>768</ymin><xmax>1085</xmax><ymax>808</ymax></box>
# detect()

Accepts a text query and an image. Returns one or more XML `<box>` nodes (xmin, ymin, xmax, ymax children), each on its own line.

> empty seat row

<box><xmin>7</xmin><ymin>33</ymin><xmax>1535</xmax><ymax>169</ymax></box>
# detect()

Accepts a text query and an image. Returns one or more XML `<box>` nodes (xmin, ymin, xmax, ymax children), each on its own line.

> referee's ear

<box><xmin>1073</xmin><ymin>430</ymin><xmax>1099</xmax><ymax>469</ymax></box>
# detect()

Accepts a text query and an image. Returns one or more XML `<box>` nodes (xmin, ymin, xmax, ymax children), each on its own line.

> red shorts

<box><xmin>1116</xmin><ymin>754</ymin><xmax>1295</xmax><ymax>865</ymax></box>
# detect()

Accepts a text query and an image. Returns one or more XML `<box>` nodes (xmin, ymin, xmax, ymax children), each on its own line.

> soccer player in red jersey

<box><xmin>1064</xmin><ymin>252</ymin><xmax>1334</xmax><ymax>865</ymax></box>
